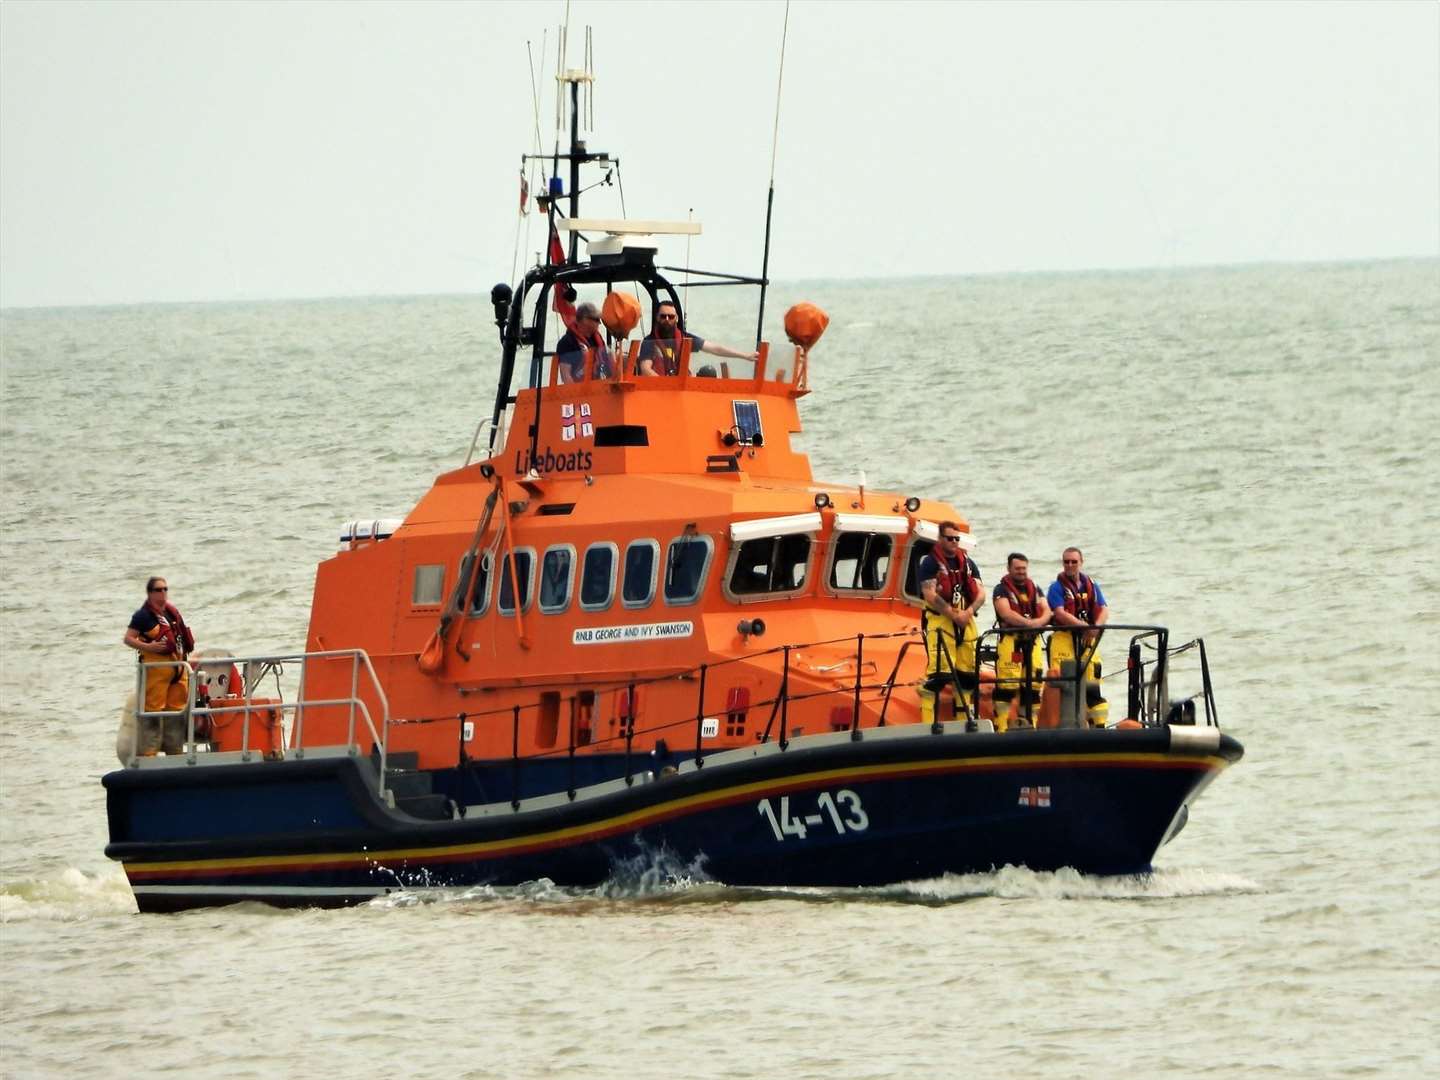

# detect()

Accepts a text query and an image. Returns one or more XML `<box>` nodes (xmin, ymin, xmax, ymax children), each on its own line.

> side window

<box><xmin>728</xmin><ymin>535</ymin><xmax>811</xmax><ymax>596</ymax></box>
<box><xmin>539</xmin><ymin>546</ymin><xmax>574</xmax><ymax>614</ymax></box>
<box><xmin>467</xmin><ymin>553</ymin><xmax>492</xmax><ymax>615</ymax></box>
<box><xmin>580</xmin><ymin>543</ymin><xmax>617</xmax><ymax>611</ymax></box>
<box><xmin>497</xmin><ymin>549</ymin><xmax>535</xmax><ymax>615</ymax></box>
<box><xmin>412</xmin><ymin>564</ymin><xmax>444</xmax><ymax>606</ymax></box>
<box><xmin>622</xmin><ymin>540</ymin><xmax>659</xmax><ymax>608</ymax></box>
<box><xmin>830</xmin><ymin>532</ymin><xmax>893</xmax><ymax>592</ymax></box>
<box><xmin>902</xmin><ymin>539</ymin><xmax>936</xmax><ymax>602</ymax></box>
<box><xmin>663</xmin><ymin>535</ymin><xmax>713</xmax><ymax>606</ymax></box>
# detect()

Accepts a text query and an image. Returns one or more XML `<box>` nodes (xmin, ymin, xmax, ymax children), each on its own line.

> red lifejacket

<box><xmin>1055</xmin><ymin>573</ymin><xmax>1098</xmax><ymax>624</ymax></box>
<box><xmin>999</xmin><ymin>575</ymin><xmax>1040</xmax><ymax>620</ymax></box>
<box><xmin>646</xmin><ymin>328</ymin><xmax>684</xmax><ymax>375</ymax></box>
<box><xmin>577</xmin><ymin>330</ymin><xmax>612</xmax><ymax>378</ymax></box>
<box><xmin>158</xmin><ymin>603</ymin><xmax>194</xmax><ymax>656</ymax></box>
<box><xmin>933</xmin><ymin>552</ymin><xmax>978</xmax><ymax>612</ymax></box>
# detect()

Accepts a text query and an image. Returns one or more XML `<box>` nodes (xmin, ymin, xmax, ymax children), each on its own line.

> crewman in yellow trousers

<box><xmin>1046</xmin><ymin>547</ymin><xmax>1110</xmax><ymax>727</ymax></box>
<box><xmin>992</xmin><ymin>553</ymin><xmax>1051</xmax><ymax>731</ymax></box>
<box><xmin>123</xmin><ymin>576</ymin><xmax>195</xmax><ymax>754</ymax></box>
<box><xmin>917</xmin><ymin>523</ymin><xmax>985</xmax><ymax>726</ymax></box>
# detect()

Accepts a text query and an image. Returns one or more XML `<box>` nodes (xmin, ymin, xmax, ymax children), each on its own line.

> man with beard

<box><xmin>636</xmin><ymin>300</ymin><xmax>758</xmax><ymax>375</ymax></box>
<box><xmin>916</xmin><ymin>524</ymin><xmax>984</xmax><ymax>727</ymax></box>
<box><xmin>992</xmin><ymin>552</ymin><xmax>1051</xmax><ymax>731</ymax></box>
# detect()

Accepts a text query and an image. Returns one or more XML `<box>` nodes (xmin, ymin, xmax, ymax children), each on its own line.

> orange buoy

<box><xmin>1116</xmin><ymin>718</ymin><xmax>1143</xmax><ymax>729</ymax></box>
<box><xmin>783</xmin><ymin>302</ymin><xmax>828</xmax><ymax>350</ymax></box>
<box><xmin>602</xmin><ymin>291</ymin><xmax>642</xmax><ymax>337</ymax></box>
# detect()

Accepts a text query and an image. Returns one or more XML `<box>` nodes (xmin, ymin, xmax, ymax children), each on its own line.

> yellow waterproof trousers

<box><xmin>1048</xmin><ymin>629</ymin><xmax>1110</xmax><ymax>727</ymax></box>
<box><xmin>919</xmin><ymin>613</ymin><xmax>978</xmax><ymax>725</ymax></box>
<box><xmin>994</xmin><ymin>631</ymin><xmax>1045</xmax><ymax>732</ymax></box>
<box><xmin>139</xmin><ymin>656</ymin><xmax>190</xmax><ymax>754</ymax></box>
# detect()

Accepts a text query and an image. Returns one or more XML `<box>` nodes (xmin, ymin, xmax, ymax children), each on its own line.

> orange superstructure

<box><xmin>301</xmin><ymin>332</ymin><xmax>972</xmax><ymax>773</ymax></box>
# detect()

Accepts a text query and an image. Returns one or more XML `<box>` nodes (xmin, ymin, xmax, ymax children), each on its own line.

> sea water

<box><xmin>1</xmin><ymin>260</ymin><xmax>1436</xmax><ymax>1078</ymax></box>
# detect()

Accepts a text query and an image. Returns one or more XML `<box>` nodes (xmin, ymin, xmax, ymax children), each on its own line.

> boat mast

<box><xmin>568</xmin><ymin>75</ymin><xmax>582</xmax><ymax>262</ymax></box>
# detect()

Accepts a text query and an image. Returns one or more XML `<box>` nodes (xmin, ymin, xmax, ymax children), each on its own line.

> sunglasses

<box><xmin>150</xmin><ymin>586</ymin><xmax>169</xmax><ymax>592</ymax></box>
<box><xmin>1063</xmin><ymin>559</ymin><xmax>1080</xmax><ymax>565</ymax></box>
<box><xmin>941</xmin><ymin>535</ymin><xmax>962</xmax><ymax>543</ymax></box>
<box><xmin>658</xmin><ymin>313</ymin><xmax>678</xmax><ymax>320</ymax></box>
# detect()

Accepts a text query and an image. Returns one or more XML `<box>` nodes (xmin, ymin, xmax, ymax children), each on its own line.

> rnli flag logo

<box><xmin>561</xmin><ymin>424</ymin><xmax>576</xmax><ymax>442</ymax></box>
<box><xmin>1018</xmin><ymin>785</ymin><xmax>1051</xmax><ymax>808</ymax></box>
<box><xmin>561</xmin><ymin>404</ymin><xmax>576</xmax><ymax>419</ymax></box>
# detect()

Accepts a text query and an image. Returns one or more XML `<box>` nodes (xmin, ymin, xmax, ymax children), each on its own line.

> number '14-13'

<box><xmin>757</xmin><ymin>789</ymin><xmax>869</xmax><ymax>842</ymax></box>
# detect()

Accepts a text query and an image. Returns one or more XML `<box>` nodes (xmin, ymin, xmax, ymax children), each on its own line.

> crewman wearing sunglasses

<box><xmin>916</xmin><ymin>524</ymin><xmax>985</xmax><ymax>727</ymax></box>
<box><xmin>1047</xmin><ymin>547</ymin><xmax>1110</xmax><ymax>727</ymax></box>
<box><xmin>123</xmin><ymin>576</ymin><xmax>196</xmax><ymax>754</ymax></box>
<box><xmin>637</xmin><ymin>300</ymin><xmax>758</xmax><ymax>376</ymax></box>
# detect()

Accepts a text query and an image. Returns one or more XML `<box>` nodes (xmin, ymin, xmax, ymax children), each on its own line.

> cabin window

<box><xmin>497</xmin><ymin>548</ymin><xmax>535</xmax><ymax>615</ymax></box>
<box><xmin>580</xmin><ymin>543</ymin><xmax>617</xmax><ymax>611</ymax></box>
<box><xmin>539</xmin><ymin>545</ymin><xmax>575</xmax><ymax>614</ymax></box>
<box><xmin>902</xmin><ymin>538</ymin><xmax>936</xmax><ymax>603</ymax></box>
<box><xmin>663</xmin><ymin>534</ymin><xmax>713</xmax><ymax>606</ymax></box>
<box><xmin>412</xmin><ymin>564</ymin><xmax>444</xmax><ymax>606</ymax></box>
<box><xmin>829</xmin><ymin>532</ymin><xmax>893</xmax><ymax>592</ymax></box>
<box><xmin>728</xmin><ymin>534</ymin><xmax>811</xmax><ymax>596</ymax></box>
<box><xmin>622</xmin><ymin>540</ymin><xmax>660</xmax><ymax>609</ymax></box>
<box><xmin>466</xmin><ymin>552</ymin><xmax>493</xmax><ymax>615</ymax></box>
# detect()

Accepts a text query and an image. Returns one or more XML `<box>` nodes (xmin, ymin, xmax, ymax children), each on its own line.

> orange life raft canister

<box><xmin>208</xmin><ymin>696</ymin><xmax>284</xmax><ymax>756</ymax></box>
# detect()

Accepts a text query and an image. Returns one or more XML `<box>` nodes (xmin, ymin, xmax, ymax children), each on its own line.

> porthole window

<box><xmin>622</xmin><ymin>540</ymin><xmax>660</xmax><ymax>609</ymax></box>
<box><xmin>539</xmin><ymin>545</ymin><xmax>575</xmax><ymax>614</ymax></box>
<box><xmin>497</xmin><ymin>549</ymin><xmax>535</xmax><ymax>615</ymax></box>
<box><xmin>663</xmin><ymin>534</ymin><xmax>713</xmax><ymax>606</ymax></box>
<box><xmin>412</xmin><ymin>564</ymin><xmax>444</xmax><ymax>606</ymax></box>
<box><xmin>829</xmin><ymin>532</ymin><xmax>893</xmax><ymax>592</ymax></box>
<box><xmin>727</xmin><ymin>535</ymin><xmax>811</xmax><ymax>597</ymax></box>
<box><xmin>466</xmin><ymin>552</ymin><xmax>493</xmax><ymax>615</ymax></box>
<box><xmin>580</xmin><ymin>543</ymin><xmax>617</xmax><ymax>611</ymax></box>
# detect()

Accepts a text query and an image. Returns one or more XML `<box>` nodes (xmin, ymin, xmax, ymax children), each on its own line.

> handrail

<box><xmin>128</xmin><ymin>625</ymin><xmax>1218</xmax><ymax>810</ymax></box>
<box><xmin>463</xmin><ymin>418</ymin><xmax>492</xmax><ymax>467</ymax></box>
<box><xmin>128</xmin><ymin>648</ymin><xmax>393</xmax><ymax>795</ymax></box>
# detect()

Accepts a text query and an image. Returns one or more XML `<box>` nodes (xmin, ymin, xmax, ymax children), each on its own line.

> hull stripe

<box><xmin>125</xmin><ymin>750</ymin><xmax>1229</xmax><ymax>881</ymax></box>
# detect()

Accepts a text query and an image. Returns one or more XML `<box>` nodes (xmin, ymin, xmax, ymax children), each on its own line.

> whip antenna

<box><xmin>754</xmin><ymin>0</ymin><xmax>790</xmax><ymax>350</ymax></box>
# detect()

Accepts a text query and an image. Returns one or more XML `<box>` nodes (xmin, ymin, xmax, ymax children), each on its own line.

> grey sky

<box><xmin>1</xmin><ymin>0</ymin><xmax>1436</xmax><ymax>308</ymax></box>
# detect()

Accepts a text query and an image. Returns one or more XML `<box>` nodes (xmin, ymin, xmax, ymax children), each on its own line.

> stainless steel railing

<box><xmin>127</xmin><ymin>648</ymin><xmax>392</xmax><ymax>795</ymax></box>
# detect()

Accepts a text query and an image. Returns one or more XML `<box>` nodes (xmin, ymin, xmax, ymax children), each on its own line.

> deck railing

<box><xmin>126</xmin><ymin>626</ymin><xmax>1217</xmax><ymax>806</ymax></box>
<box><xmin>127</xmin><ymin>649</ymin><xmax>392</xmax><ymax>795</ymax></box>
<box><xmin>438</xmin><ymin>622</ymin><xmax>1220</xmax><ymax>806</ymax></box>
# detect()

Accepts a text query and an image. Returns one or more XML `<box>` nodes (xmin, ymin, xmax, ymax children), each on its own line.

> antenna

<box><xmin>754</xmin><ymin>1</ymin><xmax>791</xmax><ymax>350</ymax></box>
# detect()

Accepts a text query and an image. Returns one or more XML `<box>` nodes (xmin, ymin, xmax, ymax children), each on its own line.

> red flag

<box><xmin>519</xmin><ymin>173</ymin><xmax>529</xmax><ymax>215</ymax></box>
<box><xmin>548</xmin><ymin>220</ymin><xmax>566</xmax><ymax>266</ymax></box>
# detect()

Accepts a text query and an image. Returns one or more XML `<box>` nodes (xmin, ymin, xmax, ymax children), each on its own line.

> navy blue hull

<box><xmin>105</xmin><ymin>727</ymin><xmax>1242</xmax><ymax>911</ymax></box>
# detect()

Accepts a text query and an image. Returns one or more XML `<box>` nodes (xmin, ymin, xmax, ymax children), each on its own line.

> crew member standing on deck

<box><xmin>636</xmin><ymin>300</ymin><xmax>758</xmax><ymax>375</ymax></box>
<box><xmin>917</xmin><ymin>524</ymin><xmax>985</xmax><ymax>726</ymax></box>
<box><xmin>992</xmin><ymin>552</ymin><xmax>1051</xmax><ymax>731</ymax></box>
<box><xmin>1047</xmin><ymin>547</ymin><xmax>1110</xmax><ymax>727</ymax></box>
<box><xmin>122</xmin><ymin>576</ymin><xmax>196</xmax><ymax>755</ymax></box>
